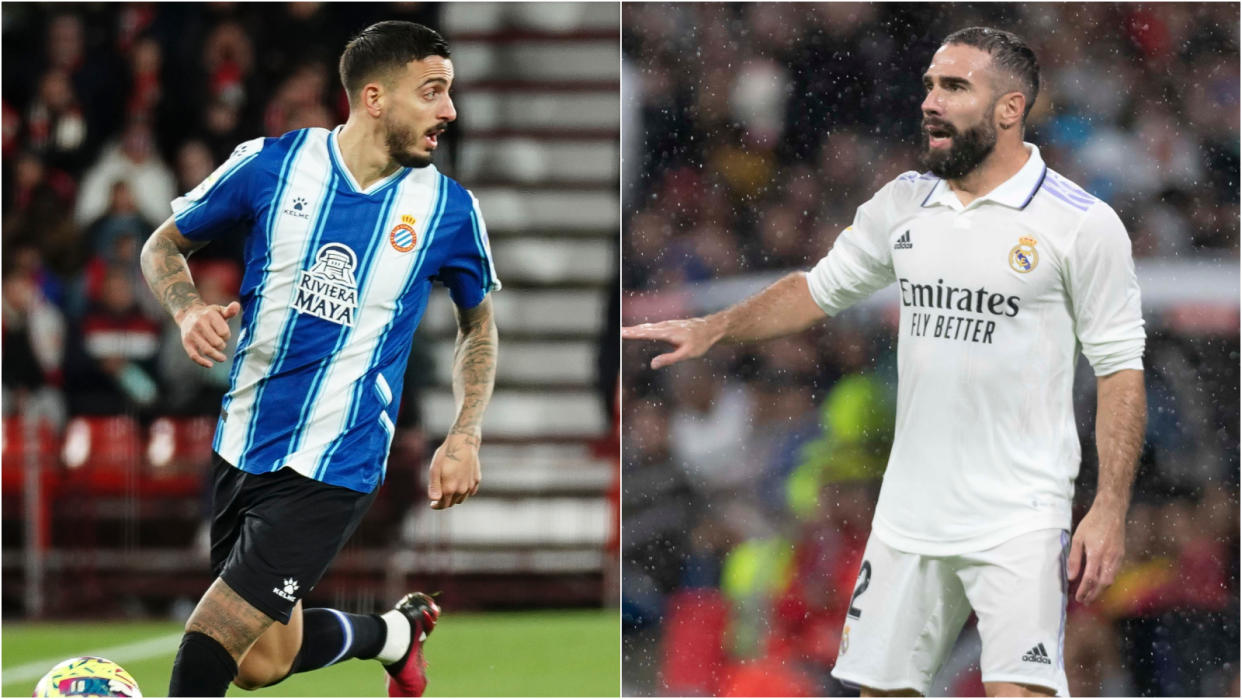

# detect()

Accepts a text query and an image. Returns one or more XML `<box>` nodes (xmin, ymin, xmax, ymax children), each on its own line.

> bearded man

<box><xmin>623</xmin><ymin>26</ymin><xmax>1146</xmax><ymax>698</ymax></box>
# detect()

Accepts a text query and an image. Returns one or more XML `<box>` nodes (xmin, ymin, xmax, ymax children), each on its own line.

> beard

<box><xmin>384</xmin><ymin>116</ymin><xmax>436</xmax><ymax>169</ymax></box>
<box><xmin>919</xmin><ymin>112</ymin><xmax>998</xmax><ymax>180</ymax></box>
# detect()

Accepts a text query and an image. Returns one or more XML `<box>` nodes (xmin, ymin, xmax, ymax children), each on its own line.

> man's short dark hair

<box><xmin>942</xmin><ymin>26</ymin><xmax>1040</xmax><ymax>119</ymax></box>
<box><xmin>339</xmin><ymin>21</ymin><xmax>451</xmax><ymax>102</ymax></box>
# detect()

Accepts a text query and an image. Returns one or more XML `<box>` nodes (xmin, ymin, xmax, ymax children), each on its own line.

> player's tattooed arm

<box><xmin>141</xmin><ymin>216</ymin><xmax>240</xmax><ymax>368</ymax></box>
<box><xmin>141</xmin><ymin>217</ymin><xmax>209</xmax><ymax>319</ymax></box>
<box><xmin>449</xmin><ymin>296</ymin><xmax>498</xmax><ymax>441</ymax></box>
<box><xmin>427</xmin><ymin>297</ymin><xmax>496</xmax><ymax>509</ymax></box>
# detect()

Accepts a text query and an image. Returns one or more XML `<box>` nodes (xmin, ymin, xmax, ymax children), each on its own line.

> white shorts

<box><xmin>830</xmin><ymin>528</ymin><xmax>1071</xmax><ymax>696</ymax></box>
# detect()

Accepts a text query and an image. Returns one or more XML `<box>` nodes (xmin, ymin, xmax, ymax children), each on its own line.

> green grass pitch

<box><xmin>3</xmin><ymin>609</ymin><xmax>618</xmax><ymax>697</ymax></box>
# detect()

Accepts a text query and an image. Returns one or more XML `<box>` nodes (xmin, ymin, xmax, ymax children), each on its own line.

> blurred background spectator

<box><xmin>64</xmin><ymin>264</ymin><xmax>162</xmax><ymax>417</ymax></box>
<box><xmin>622</xmin><ymin>3</ymin><xmax>1238</xmax><ymax>697</ymax></box>
<box><xmin>74</xmin><ymin>119</ymin><xmax>174</xmax><ymax>230</ymax></box>
<box><xmin>2</xmin><ymin>245</ymin><xmax>67</xmax><ymax>426</ymax></box>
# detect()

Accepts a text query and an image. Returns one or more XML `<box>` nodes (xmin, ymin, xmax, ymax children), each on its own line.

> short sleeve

<box><xmin>437</xmin><ymin>191</ymin><xmax>502</xmax><ymax>309</ymax></box>
<box><xmin>806</xmin><ymin>182</ymin><xmax>898</xmax><ymax>316</ymax></box>
<box><xmin>1066</xmin><ymin>203</ymin><xmax>1146</xmax><ymax>375</ymax></box>
<box><xmin>171</xmin><ymin>137</ymin><xmax>266</xmax><ymax>241</ymax></box>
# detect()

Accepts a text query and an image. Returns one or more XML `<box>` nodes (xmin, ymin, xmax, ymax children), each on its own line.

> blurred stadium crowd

<box><xmin>621</xmin><ymin>3</ymin><xmax>1238</xmax><ymax>697</ymax></box>
<box><xmin>2</xmin><ymin>2</ymin><xmax>443</xmax><ymax>433</ymax></box>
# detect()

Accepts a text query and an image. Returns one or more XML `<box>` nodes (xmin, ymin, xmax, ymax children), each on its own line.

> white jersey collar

<box><xmin>922</xmin><ymin>142</ymin><xmax>1048</xmax><ymax>211</ymax></box>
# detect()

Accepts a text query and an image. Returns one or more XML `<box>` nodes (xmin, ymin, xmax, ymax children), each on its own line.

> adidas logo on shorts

<box><xmin>1021</xmin><ymin>643</ymin><xmax>1052</xmax><ymax>665</ymax></box>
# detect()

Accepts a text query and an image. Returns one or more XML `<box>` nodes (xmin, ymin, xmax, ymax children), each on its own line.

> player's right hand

<box><xmin>621</xmin><ymin>317</ymin><xmax>720</xmax><ymax>369</ymax></box>
<box><xmin>177</xmin><ymin>301</ymin><xmax>240</xmax><ymax>368</ymax></box>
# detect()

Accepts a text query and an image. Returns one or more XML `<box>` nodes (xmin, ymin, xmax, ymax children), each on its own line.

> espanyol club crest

<box><xmin>1009</xmin><ymin>235</ymin><xmax>1039</xmax><ymax>274</ymax></box>
<box><xmin>390</xmin><ymin>214</ymin><xmax>418</xmax><ymax>253</ymax></box>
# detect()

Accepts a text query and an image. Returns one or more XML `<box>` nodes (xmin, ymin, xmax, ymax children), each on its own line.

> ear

<box><xmin>360</xmin><ymin>81</ymin><xmax>385</xmax><ymax>118</ymax></box>
<box><xmin>995</xmin><ymin>90</ymin><xmax>1026</xmax><ymax>131</ymax></box>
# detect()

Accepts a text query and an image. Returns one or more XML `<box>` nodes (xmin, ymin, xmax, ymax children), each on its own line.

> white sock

<box><xmin>376</xmin><ymin>609</ymin><xmax>411</xmax><ymax>664</ymax></box>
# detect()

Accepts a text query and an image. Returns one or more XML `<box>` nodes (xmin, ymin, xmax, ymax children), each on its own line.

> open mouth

<box><xmin>925</xmin><ymin>122</ymin><xmax>953</xmax><ymax>149</ymax></box>
<box><xmin>929</xmin><ymin>126</ymin><xmax>953</xmax><ymax>149</ymax></box>
<box><xmin>424</xmin><ymin>126</ymin><xmax>446</xmax><ymax>149</ymax></box>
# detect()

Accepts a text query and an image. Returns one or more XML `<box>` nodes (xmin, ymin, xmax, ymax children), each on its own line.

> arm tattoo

<box><xmin>140</xmin><ymin>230</ymin><xmax>204</xmax><ymax>321</ymax></box>
<box><xmin>448</xmin><ymin>297</ymin><xmax>498</xmax><ymax>441</ymax></box>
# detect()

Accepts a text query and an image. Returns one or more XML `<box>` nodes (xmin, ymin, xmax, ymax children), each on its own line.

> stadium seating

<box><xmin>142</xmin><ymin>416</ymin><xmax>215</xmax><ymax>496</ymax></box>
<box><xmin>2</xmin><ymin>415</ymin><xmax>60</xmax><ymax>495</ymax></box>
<box><xmin>1</xmin><ymin>416</ymin><xmax>60</xmax><ymax>562</ymax></box>
<box><xmin>60</xmin><ymin>416</ymin><xmax>143</xmax><ymax>494</ymax></box>
<box><xmin>392</xmin><ymin>3</ymin><xmax>618</xmax><ymax>589</ymax></box>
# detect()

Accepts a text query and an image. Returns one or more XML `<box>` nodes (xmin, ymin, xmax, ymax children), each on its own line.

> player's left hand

<box><xmin>427</xmin><ymin>432</ymin><xmax>481</xmax><ymax>509</ymax></box>
<box><xmin>1067</xmin><ymin>503</ymin><xmax>1126</xmax><ymax>604</ymax></box>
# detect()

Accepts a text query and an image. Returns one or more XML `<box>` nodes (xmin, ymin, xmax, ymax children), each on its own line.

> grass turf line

<box><xmin>3</xmin><ymin>609</ymin><xmax>618</xmax><ymax>697</ymax></box>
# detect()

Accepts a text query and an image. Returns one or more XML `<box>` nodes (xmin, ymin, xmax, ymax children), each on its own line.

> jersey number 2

<box><xmin>847</xmin><ymin>560</ymin><xmax>871</xmax><ymax>619</ymax></box>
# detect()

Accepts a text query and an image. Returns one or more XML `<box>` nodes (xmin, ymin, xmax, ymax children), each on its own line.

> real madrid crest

<box><xmin>389</xmin><ymin>215</ymin><xmax>418</xmax><ymax>253</ymax></box>
<box><xmin>1008</xmin><ymin>235</ymin><xmax>1038</xmax><ymax>274</ymax></box>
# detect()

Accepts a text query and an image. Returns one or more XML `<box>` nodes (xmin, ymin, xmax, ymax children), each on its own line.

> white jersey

<box><xmin>807</xmin><ymin>143</ymin><xmax>1145</xmax><ymax>555</ymax></box>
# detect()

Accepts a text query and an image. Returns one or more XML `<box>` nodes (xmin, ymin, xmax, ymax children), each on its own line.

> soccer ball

<box><xmin>32</xmin><ymin>657</ymin><xmax>142</xmax><ymax>698</ymax></box>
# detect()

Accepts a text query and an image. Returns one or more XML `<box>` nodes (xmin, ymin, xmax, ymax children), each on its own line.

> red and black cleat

<box><xmin>384</xmin><ymin>592</ymin><xmax>441</xmax><ymax>697</ymax></box>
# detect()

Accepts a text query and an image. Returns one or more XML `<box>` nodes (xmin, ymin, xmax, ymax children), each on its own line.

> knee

<box><xmin>232</xmin><ymin>668</ymin><xmax>266</xmax><ymax>692</ymax></box>
<box><xmin>231</xmin><ymin>640</ymin><xmax>295</xmax><ymax>690</ymax></box>
<box><xmin>233</xmin><ymin>653</ymin><xmax>293</xmax><ymax>691</ymax></box>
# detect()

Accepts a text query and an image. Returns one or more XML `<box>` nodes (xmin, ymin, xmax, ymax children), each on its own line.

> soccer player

<box><xmin>140</xmin><ymin>21</ymin><xmax>500</xmax><ymax>697</ymax></box>
<box><xmin>623</xmin><ymin>27</ymin><xmax>1146</xmax><ymax>698</ymax></box>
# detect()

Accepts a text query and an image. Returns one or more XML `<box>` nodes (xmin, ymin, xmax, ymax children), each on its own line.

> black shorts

<box><xmin>209</xmin><ymin>453</ymin><xmax>377</xmax><ymax>623</ymax></box>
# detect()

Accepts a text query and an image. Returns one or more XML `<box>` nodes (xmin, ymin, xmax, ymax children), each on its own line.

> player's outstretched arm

<box><xmin>428</xmin><ymin>296</ymin><xmax>498</xmax><ymax>510</ymax></box>
<box><xmin>140</xmin><ymin>216</ymin><xmax>239</xmax><ymax>368</ymax></box>
<box><xmin>1068</xmin><ymin>368</ymin><xmax>1146</xmax><ymax>604</ymax></box>
<box><xmin>622</xmin><ymin>271</ymin><xmax>825</xmax><ymax>369</ymax></box>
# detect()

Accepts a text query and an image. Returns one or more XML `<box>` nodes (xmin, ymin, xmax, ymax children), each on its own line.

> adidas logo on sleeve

<box><xmin>1021</xmin><ymin>643</ymin><xmax>1052</xmax><ymax>665</ymax></box>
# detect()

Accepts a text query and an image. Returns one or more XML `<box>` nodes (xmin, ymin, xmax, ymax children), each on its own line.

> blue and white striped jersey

<box><xmin>172</xmin><ymin>126</ymin><xmax>500</xmax><ymax>493</ymax></box>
